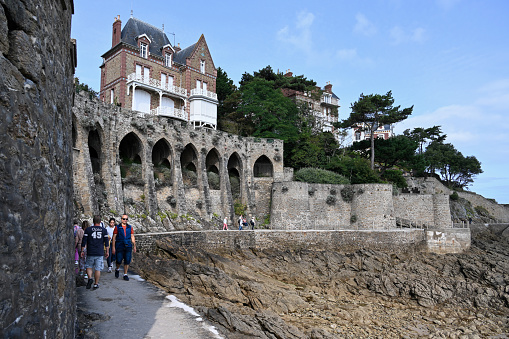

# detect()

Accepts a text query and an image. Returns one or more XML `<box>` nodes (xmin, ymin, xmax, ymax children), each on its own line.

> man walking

<box><xmin>112</xmin><ymin>214</ymin><xmax>136</xmax><ymax>281</ymax></box>
<box><xmin>81</xmin><ymin>215</ymin><xmax>109</xmax><ymax>290</ymax></box>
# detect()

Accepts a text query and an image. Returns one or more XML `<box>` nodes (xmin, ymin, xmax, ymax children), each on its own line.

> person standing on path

<box><xmin>223</xmin><ymin>217</ymin><xmax>228</xmax><ymax>230</ymax></box>
<box><xmin>238</xmin><ymin>215</ymin><xmax>243</xmax><ymax>230</ymax></box>
<box><xmin>112</xmin><ymin>214</ymin><xmax>136</xmax><ymax>281</ymax></box>
<box><xmin>250</xmin><ymin>217</ymin><xmax>256</xmax><ymax>230</ymax></box>
<box><xmin>106</xmin><ymin>218</ymin><xmax>116</xmax><ymax>272</ymax></box>
<box><xmin>81</xmin><ymin>215</ymin><xmax>109</xmax><ymax>290</ymax></box>
<box><xmin>74</xmin><ymin>220</ymin><xmax>84</xmax><ymax>274</ymax></box>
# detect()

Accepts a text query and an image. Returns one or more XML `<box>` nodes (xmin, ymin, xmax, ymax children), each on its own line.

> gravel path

<box><xmin>76</xmin><ymin>268</ymin><xmax>221</xmax><ymax>338</ymax></box>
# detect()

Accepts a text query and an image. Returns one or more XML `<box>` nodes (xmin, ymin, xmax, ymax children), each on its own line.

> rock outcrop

<box><xmin>133</xmin><ymin>225</ymin><xmax>509</xmax><ymax>338</ymax></box>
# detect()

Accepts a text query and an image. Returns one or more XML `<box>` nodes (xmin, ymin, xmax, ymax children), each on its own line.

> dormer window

<box><xmin>165</xmin><ymin>53</ymin><xmax>172</xmax><ymax>67</ymax></box>
<box><xmin>200</xmin><ymin>60</ymin><xmax>205</xmax><ymax>73</ymax></box>
<box><xmin>140</xmin><ymin>42</ymin><xmax>148</xmax><ymax>58</ymax></box>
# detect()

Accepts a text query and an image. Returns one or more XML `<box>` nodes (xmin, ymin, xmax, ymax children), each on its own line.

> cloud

<box><xmin>390</xmin><ymin>26</ymin><xmax>427</xmax><ymax>45</ymax></box>
<box><xmin>354</xmin><ymin>13</ymin><xmax>377</xmax><ymax>37</ymax></box>
<box><xmin>277</xmin><ymin>10</ymin><xmax>315</xmax><ymax>54</ymax></box>
<box><xmin>436</xmin><ymin>0</ymin><xmax>461</xmax><ymax>11</ymax></box>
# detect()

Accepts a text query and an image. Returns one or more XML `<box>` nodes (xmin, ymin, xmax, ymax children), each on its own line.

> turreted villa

<box><xmin>99</xmin><ymin>15</ymin><xmax>218</xmax><ymax>129</ymax></box>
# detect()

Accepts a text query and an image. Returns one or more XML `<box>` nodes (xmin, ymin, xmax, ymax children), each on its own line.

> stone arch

<box><xmin>119</xmin><ymin>132</ymin><xmax>144</xmax><ymax>185</ymax></box>
<box><xmin>180</xmin><ymin>143</ymin><xmax>198</xmax><ymax>187</ymax></box>
<box><xmin>206</xmin><ymin>148</ymin><xmax>221</xmax><ymax>190</ymax></box>
<box><xmin>152</xmin><ymin>138</ymin><xmax>172</xmax><ymax>187</ymax></box>
<box><xmin>88</xmin><ymin>129</ymin><xmax>102</xmax><ymax>175</ymax></box>
<box><xmin>253</xmin><ymin>155</ymin><xmax>273</xmax><ymax>177</ymax></box>
<box><xmin>228</xmin><ymin>152</ymin><xmax>243</xmax><ymax>201</ymax></box>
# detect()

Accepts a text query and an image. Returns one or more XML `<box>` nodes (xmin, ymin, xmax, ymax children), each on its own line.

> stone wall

<box><xmin>0</xmin><ymin>1</ymin><xmax>76</xmax><ymax>337</ymax></box>
<box><xmin>72</xmin><ymin>93</ymin><xmax>284</xmax><ymax>224</ymax></box>
<box><xmin>271</xmin><ymin>182</ymin><xmax>451</xmax><ymax>230</ymax></box>
<box><xmin>136</xmin><ymin>229</ymin><xmax>467</xmax><ymax>255</ymax></box>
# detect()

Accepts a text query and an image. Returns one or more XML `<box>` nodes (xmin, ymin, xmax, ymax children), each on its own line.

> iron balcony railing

<box><xmin>190</xmin><ymin>88</ymin><xmax>218</xmax><ymax>100</ymax></box>
<box><xmin>149</xmin><ymin>106</ymin><xmax>187</xmax><ymax>120</ymax></box>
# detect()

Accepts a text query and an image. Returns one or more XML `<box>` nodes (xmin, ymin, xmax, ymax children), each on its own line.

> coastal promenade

<box><xmin>76</xmin><ymin>269</ymin><xmax>220</xmax><ymax>338</ymax></box>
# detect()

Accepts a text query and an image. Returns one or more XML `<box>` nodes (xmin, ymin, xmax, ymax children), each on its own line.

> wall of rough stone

<box><xmin>458</xmin><ymin>191</ymin><xmax>509</xmax><ymax>222</ymax></box>
<box><xmin>271</xmin><ymin>182</ymin><xmax>451</xmax><ymax>230</ymax></box>
<box><xmin>72</xmin><ymin>93</ymin><xmax>284</xmax><ymax>225</ymax></box>
<box><xmin>0</xmin><ymin>0</ymin><xmax>75</xmax><ymax>337</ymax></box>
<box><xmin>136</xmin><ymin>228</ymin><xmax>469</xmax><ymax>255</ymax></box>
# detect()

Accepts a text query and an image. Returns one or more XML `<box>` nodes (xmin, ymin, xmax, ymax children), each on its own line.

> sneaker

<box><xmin>115</xmin><ymin>269</ymin><xmax>119</xmax><ymax>278</ymax></box>
<box><xmin>84</xmin><ymin>274</ymin><xmax>88</xmax><ymax>279</ymax></box>
<box><xmin>93</xmin><ymin>284</ymin><xmax>99</xmax><ymax>289</ymax></box>
<box><xmin>86</xmin><ymin>279</ymin><xmax>93</xmax><ymax>289</ymax></box>
<box><xmin>123</xmin><ymin>275</ymin><xmax>129</xmax><ymax>281</ymax></box>
<box><xmin>107</xmin><ymin>267</ymin><xmax>112</xmax><ymax>273</ymax></box>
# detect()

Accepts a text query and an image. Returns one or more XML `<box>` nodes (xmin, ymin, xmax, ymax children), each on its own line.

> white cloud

<box><xmin>390</xmin><ymin>26</ymin><xmax>427</xmax><ymax>45</ymax></box>
<box><xmin>354</xmin><ymin>13</ymin><xmax>377</xmax><ymax>37</ymax></box>
<box><xmin>277</xmin><ymin>10</ymin><xmax>315</xmax><ymax>54</ymax></box>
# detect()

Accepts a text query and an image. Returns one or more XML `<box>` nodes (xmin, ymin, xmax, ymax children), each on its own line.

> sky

<box><xmin>71</xmin><ymin>0</ymin><xmax>509</xmax><ymax>204</ymax></box>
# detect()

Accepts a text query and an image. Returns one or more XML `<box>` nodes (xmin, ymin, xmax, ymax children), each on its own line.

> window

<box><xmin>200</xmin><ymin>60</ymin><xmax>205</xmax><ymax>73</ymax></box>
<box><xmin>140</xmin><ymin>42</ymin><xmax>148</xmax><ymax>58</ymax></box>
<box><xmin>161</xmin><ymin>73</ymin><xmax>167</xmax><ymax>87</ymax></box>
<box><xmin>110</xmin><ymin>89</ymin><xmax>114</xmax><ymax>104</ymax></box>
<box><xmin>355</xmin><ymin>131</ymin><xmax>361</xmax><ymax>141</ymax></box>
<box><xmin>168</xmin><ymin>75</ymin><xmax>174</xmax><ymax>87</ymax></box>
<box><xmin>203</xmin><ymin>82</ymin><xmax>207</xmax><ymax>92</ymax></box>
<box><xmin>196</xmin><ymin>79</ymin><xmax>201</xmax><ymax>89</ymax></box>
<box><xmin>165</xmin><ymin>53</ymin><xmax>172</xmax><ymax>67</ymax></box>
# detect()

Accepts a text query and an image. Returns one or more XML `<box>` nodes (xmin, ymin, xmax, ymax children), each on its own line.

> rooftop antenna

<box><xmin>168</xmin><ymin>32</ymin><xmax>175</xmax><ymax>47</ymax></box>
<box><xmin>130</xmin><ymin>0</ymin><xmax>133</xmax><ymax>18</ymax></box>
<box><xmin>130</xmin><ymin>9</ymin><xmax>133</xmax><ymax>18</ymax></box>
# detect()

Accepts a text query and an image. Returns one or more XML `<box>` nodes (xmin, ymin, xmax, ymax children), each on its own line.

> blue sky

<box><xmin>72</xmin><ymin>0</ymin><xmax>509</xmax><ymax>204</ymax></box>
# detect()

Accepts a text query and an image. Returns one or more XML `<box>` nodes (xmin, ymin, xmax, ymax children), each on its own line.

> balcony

<box><xmin>149</xmin><ymin>106</ymin><xmax>187</xmax><ymax>121</ymax></box>
<box><xmin>190</xmin><ymin>88</ymin><xmax>218</xmax><ymax>101</ymax></box>
<box><xmin>127</xmin><ymin>73</ymin><xmax>187</xmax><ymax>98</ymax></box>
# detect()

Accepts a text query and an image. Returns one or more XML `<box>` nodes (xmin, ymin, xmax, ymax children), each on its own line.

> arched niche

<box><xmin>253</xmin><ymin>155</ymin><xmax>273</xmax><ymax>177</ymax></box>
<box><xmin>180</xmin><ymin>143</ymin><xmax>198</xmax><ymax>187</ymax></box>
<box><xmin>119</xmin><ymin>132</ymin><xmax>143</xmax><ymax>185</ymax></box>
<box><xmin>152</xmin><ymin>138</ymin><xmax>172</xmax><ymax>187</ymax></box>
<box><xmin>227</xmin><ymin>152</ymin><xmax>242</xmax><ymax>201</ymax></box>
<box><xmin>88</xmin><ymin>129</ymin><xmax>102</xmax><ymax>175</ymax></box>
<box><xmin>206</xmin><ymin>148</ymin><xmax>220</xmax><ymax>190</ymax></box>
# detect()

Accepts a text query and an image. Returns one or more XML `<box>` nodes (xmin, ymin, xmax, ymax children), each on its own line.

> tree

<box><xmin>424</xmin><ymin>141</ymin><xmax>483</xmax><ymax>188</ymax></box>
<box><xmin>340</xmin><ymin>91</ymin><xmax>413</xmax><ymax>169</ymax></box>
<box><xmin>351</xmin><ymin>135</ymin><xmax>418</xmax><ymax>175</ymax></box>
<box><xmin>403</xmin><ymin>125</ymin><xmax>446</xmax><ymax>154</ymax></box>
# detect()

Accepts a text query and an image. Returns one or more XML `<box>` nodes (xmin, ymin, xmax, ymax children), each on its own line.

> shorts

<box><xmin>115</xmin><ymin>248</ymin><xmax>132</xmax><ymax>265</ymax></box>
<box><xmin>85</xmin><ymin>255</ymin><xmax>104</xmax><ymax>271</ymax></box>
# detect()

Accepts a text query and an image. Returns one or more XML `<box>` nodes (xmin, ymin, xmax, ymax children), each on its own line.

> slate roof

<box><xmin>173</xmin><ymin>43</ymin><xmax>197</xmax><ymax>65</ymax></box>
<box><xmin>120</xmin><ymin>17</ymin><xmax>171</xmax><ymax>57</ymax></box>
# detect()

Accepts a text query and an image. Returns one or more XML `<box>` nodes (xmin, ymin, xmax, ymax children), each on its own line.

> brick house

<box><xmin>99</xmin><ymin>15</ymin><xmax>218</xmax><ymax>129</ymax></box>
<box><xmin>280</xmin><ymin>71</ymin><xmax>340</xmax><ymax>136</ymax></box>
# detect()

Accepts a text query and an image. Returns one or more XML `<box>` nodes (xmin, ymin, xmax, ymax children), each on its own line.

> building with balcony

<box><xmin>99</xmin><ymin>15</ymin><xmax>218</xmax><ymax>129</ymax></box>
<box><xmin>352</xmin><ymin>123</ymin><xmax>394</xmax><ymax>142</ymax></box>
<box><xmin>280</xmin><ymin>71</ymin><xmax>340</xmax><ymax>137</ymax></box>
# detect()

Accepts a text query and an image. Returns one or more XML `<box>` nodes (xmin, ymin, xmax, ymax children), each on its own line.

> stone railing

<box><xmin>190</xmin><ymin>88</ymin><xmax>218</xmax><ymax>100</ymax></box>
<box><xmin>127</xmin><ymin>73</ymin><xmax>187</xmax><ymax>97</ymax></box>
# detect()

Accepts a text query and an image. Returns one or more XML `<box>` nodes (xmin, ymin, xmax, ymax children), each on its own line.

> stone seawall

<box><xmin>0</xmin><ymin>1</ymin><xmax>76</xmax><ymax>337</ymax></box>
<box><xmin>271</xmin><ymin>182</ymin><xmax>451</xmax><ymax>230</ymax></box>
<box><xmin>136</xmin><ymin>229</ymin><xmax>470</xmax><ymax>255</ymax></box>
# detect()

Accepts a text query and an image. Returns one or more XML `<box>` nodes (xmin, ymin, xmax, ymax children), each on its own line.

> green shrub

<box><xmin>207</xmin><ymin>171</ymin><xmax>220</xmax><ymax>190</ymax></box>
<box><xmin>341</xmin><ymin>186</ymin><xmax>355</xmax><ymax>202</ymax></box>
<box><xmin>234</xmin><ymin>200</ymin><xmax>246</xmax><ymax>216</ymax></box>
<box><xmin>450</xmin><ymin>191</ymin><xmax>459</xmax><ymax>201</ymax></box>
<box><xmin>294</xmin><ymin>168</ymin><xmax>350</xmax><ymax>185</ymax></box>
<box><xmin>382</xmin><ymin>169</ymin><xmax>407</xmax><ymax>188</ymax></box>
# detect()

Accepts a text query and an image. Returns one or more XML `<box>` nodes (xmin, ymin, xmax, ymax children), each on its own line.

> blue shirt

<box><xmin>82</xmin><ymin>225</ymin><xmax>109</xmax><ymax>256</ymax></box>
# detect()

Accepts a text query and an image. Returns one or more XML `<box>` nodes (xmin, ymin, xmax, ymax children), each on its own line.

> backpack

<box><xmin>73</xmin><ymin>225</ymin><xmax>79</xmax><ymax>238</ymax></box>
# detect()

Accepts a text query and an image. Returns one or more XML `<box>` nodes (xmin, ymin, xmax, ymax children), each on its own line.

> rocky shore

<box><xmin>132</xmin><ymin>224</ymin><xmax>509</xmax><ymax>338</ymax></box>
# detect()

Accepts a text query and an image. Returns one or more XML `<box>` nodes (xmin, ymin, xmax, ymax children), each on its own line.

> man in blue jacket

<box><xmin>81</xmin><ymin>215</ymin><xmax>109</xmax><ymax>289</ymax></box>
<box><xmin>112</xmin><ymin>214</ymin><xmax>136</xmax><ymax>281</ymax></box>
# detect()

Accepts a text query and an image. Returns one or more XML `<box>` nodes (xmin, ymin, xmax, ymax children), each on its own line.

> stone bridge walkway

<box><xmin>76</xmin><ymin>268</ymin><xmax>221</xmax><ymax>338</ymax></box>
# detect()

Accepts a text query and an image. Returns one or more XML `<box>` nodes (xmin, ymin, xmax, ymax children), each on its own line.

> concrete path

<box><xmin>77</xmin><ymin>268</ymin><xmax>221</xmax><ymax>338</ymax></box>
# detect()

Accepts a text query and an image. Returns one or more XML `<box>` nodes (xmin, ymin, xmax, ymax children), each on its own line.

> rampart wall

<box><xmin>72</xmin><ymin>93</ymin><xmax>284</xmax><ymax>224</ymax></box>
<box><xmin>270</xmin><ymin>182</ymin><xmax>452</xmax><ymax>230</ymax></box>
<box><xmin>0</xmin><ymin>1</ymin><xmax>76</xmax><ymax>337</ymax></box>
<box><xmin>135</xmin><ymin>229</ymin><xmax>470</xmax><ymax>255</ymax></box>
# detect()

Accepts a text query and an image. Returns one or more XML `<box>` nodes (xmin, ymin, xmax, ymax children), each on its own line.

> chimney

<box><xmin>112</xmin><ymin>15</ymin><xmax>121</xmax><ymax>47</ymax></box>
<box><xmin>284</xmin><ymin>69</ymin><xmax>293</xmax><ymax>77</ymax></box>
<box><xmin>174</xmin><ymin>42</ymin><xmax>181</xmax><ymax>52</ymax></box>
<box><xmin>324</xmin><ymin>81</ymin><xmax>332</xmax><ymax>93</ymax></box>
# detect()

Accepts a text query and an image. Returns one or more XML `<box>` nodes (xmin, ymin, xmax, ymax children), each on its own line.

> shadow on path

<box><xmin>76</xmin><ymin>268</ymin><xmax>219</xmax><ymax>338</ymax></box>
